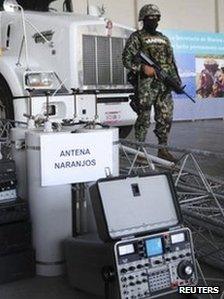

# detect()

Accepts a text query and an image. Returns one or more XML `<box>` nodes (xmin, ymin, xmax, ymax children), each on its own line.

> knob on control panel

<box><xmin>115</xmin><ymin>228</ymin><xmax>197</xmax><ymax>299</ymax></box>
<box><xmin>177</xmin><ymin>260</ymin><xmax>194</xmax><ymax>279</ymax></box>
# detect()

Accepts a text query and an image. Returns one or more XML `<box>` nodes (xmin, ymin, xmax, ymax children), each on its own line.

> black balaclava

<box><xmin>143</xmin><ymin>15</ymin><xmax>160</xmax><ymax>34</ymax></box>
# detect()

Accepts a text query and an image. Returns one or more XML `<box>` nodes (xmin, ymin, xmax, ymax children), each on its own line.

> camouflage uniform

<box><xmin>122</xmin><ymin>29</ymin><xmax>180</xmax><ymax>143</ymax></box>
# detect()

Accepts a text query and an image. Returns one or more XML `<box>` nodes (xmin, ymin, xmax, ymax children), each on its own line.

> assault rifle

<box><xmin>139</xmin><ymin>52</ymin><xmax>196</xmax><ymax>103</ymax></box>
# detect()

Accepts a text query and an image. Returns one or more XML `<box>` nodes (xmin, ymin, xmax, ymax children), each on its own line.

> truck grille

<box><xmin>83</xmin><ymin>35</ymin><xmax>126</xmax><ymax>86</ymax></box>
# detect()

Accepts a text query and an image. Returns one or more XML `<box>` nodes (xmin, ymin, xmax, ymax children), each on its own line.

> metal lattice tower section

<box><xmin>119</xmin><ymin>139</ymin><xmax>224</xmax><ymax>274</ymax></box>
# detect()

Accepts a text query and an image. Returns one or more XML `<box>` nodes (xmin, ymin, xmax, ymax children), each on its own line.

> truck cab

<box><xmin>0</xmin><ymin>0</ymin><xmax>136</xmax><ymax>137</ymax></box>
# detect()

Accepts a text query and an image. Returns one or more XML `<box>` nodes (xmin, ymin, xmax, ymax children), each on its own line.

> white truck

<box><xmin>0</xmin><ymin>0</ymin><xmax>136</xmax><ymax>137</ymax></box>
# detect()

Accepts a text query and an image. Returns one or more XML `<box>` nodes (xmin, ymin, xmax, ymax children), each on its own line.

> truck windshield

<box><xmin>0</xmin><ymin>0</ymin><xmax>72</xmax><ymax>12</ymax></box>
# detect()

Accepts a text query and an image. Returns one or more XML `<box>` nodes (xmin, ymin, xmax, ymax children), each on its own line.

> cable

<box><xmin>203</xmin><ymin>277</ymin><xmax>224</xmax><ymax>282</ymax></box>
<box><xmin>52</xmin><ymin>77</ymin><xmax>67</xmax><ymax>97</ymax></box>
<box><xmin>25</xmin><ymin>18</ymin><xmax>52</xmax><ymax>45</ymax></box>
<box><xmin>196</xmin><ymin>260</ymin><xmax>214</xmax><ymax>299</ymax></box>
<box><xmin>101</xmin><ymin>266</ymin><xmax>115</xmax><ymax>299</ymax></box>
<box><xmin>104</xmin><ymin>280</ymin><xmax>110</xmax><ymax>299</ymax></box>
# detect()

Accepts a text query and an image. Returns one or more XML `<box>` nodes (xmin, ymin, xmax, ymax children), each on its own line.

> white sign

<box><xmin>40</xmin><ymin>131</ymin><xmax>113</xmax><ymax>186</ymax></box>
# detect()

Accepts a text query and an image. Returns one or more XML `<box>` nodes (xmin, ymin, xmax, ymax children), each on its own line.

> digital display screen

<box><xmin>171</xmin><ymin>233</ymin><xmax>185</xmax><ymax>244</ymax></box>
<box><xmin>145</xmin><ymin>237</ymin><xmax>163</xmax><ymax>257</ymax></box>
<box><xmin>118</xmin><ymin>244</ymin><xmax>135</xmax><ymax>256</ymax></box>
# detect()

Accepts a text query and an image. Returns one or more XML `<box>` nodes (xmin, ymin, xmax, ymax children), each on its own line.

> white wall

<box><xmin>72</xmin><ymin>0</ymin><xmax>224</xmax><ymax>32</ymax></box>
<box><xmin>72</xmin><ymin>0</ymin><xmax>136</xmax><ymax>28</ymax></box>
<box><xmin>137</xmin><ymin>0</ymin><xmax>216</xmax><ymax>32</ymax></box>
<box><xmin>218</xmin><ymin>0</ymin><xmax>224</xmax><ymax>32</ymax></box>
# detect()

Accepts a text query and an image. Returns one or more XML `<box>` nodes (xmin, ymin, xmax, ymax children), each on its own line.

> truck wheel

<box><xmin>0</xmin><ymin>75</ymin><xmax>14</xmax><ymax>120</ymax></box>
<box><xmin>119</xmin><ymin>125</ymin><xmax>133</xmax><ymax>139</ymax></box>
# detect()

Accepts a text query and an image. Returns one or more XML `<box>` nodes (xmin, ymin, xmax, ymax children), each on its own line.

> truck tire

<box><xmin>119</xmin><ymin>125</ymin><xmax>133</xmax><ymax>139</ymax></box>
<box><xmin>0</xmin><ymin>75</ymin><xmax>14</xmax><ymax>120</ymax></box>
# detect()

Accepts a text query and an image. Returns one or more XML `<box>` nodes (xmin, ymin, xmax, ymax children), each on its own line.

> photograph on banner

<box><xmin>195</xmin><ymin>56</ymin><xmax>224</xmax><ymax>99</ymax></box>
<box><xmin>164</xmin><ymin>29</ymin><xmax>224</xmax><ymax>101</ymax></box>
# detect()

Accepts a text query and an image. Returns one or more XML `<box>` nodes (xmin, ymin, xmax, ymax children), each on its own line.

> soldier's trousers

<box><xmin>135</xmin><ymin>88</ymin><xmax>174</xmax><ymax>144</ymax></box>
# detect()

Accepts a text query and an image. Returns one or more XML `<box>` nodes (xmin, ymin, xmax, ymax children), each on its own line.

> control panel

<box><xmin>0</xmin><ymin>160</ymin><xmax>17</xmax><ymax>202</ymax></box>
<box><xmin>114</xmin><ymin>228</ymin><xmax>197</xmax><ymax>299</ymax></box>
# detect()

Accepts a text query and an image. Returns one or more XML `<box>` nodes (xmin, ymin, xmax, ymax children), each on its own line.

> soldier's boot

<box><xmin>157</xmin><ymin>148</ymin><xmax>178</xmax><ymax>163</ymax></box>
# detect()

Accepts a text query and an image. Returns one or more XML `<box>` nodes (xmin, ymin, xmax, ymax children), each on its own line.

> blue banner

<box><xmin>164</xmin><ymin>30</ymin><xmax>224</xmax><ymax>55</ymax></box>
<box><xmin>160</xmin><ymin>30</ymin><xmax>224</xmax><ymax>120</ymax></box>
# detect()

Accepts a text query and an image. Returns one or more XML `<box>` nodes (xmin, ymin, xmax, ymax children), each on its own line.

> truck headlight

<box><xmin>24</xmin><ymin>71</ymin><xmax>61</xmax><ymax>90</ymax></box>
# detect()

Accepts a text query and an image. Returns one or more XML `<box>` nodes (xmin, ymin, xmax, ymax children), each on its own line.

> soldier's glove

<box><xmin>174</xmin><ymin>81</ymin><xmax>184</xmax><ymax>94</ymax></box>
<box><xmin>142</xmin><ymin>64</ymin><xmax>156</xmax><ymax>77</ymax></box>
<box><xmin>129</xmin><ymin>95</ymin><xmax>150</xmax><ymax>115</ymax></box>
<box><xmin>130</xmin><ymin>99</ymin><xmax>140</xmax><ymax>114</ymax></box>
<box><xmin>129</xmin><ymin>94</ymin><xmax>140</xmax><ymax>115</ymax></box>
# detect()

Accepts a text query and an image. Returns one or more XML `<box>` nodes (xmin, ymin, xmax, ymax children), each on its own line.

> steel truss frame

<box><xmin>120</xmin><ymin>139</ymin><xmax>224</xmax><ymax>291</ymax></box>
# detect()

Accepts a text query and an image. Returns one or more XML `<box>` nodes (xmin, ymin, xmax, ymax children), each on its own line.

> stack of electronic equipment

<box><xmin>0</xmin><ymin>159</ymin><xmax>35</xmax><ymax>284</ymax></box>
<box><xmin>65</xmin><ymin>172</ymin><xmax>198</xmax><ymax>299</ymax></box>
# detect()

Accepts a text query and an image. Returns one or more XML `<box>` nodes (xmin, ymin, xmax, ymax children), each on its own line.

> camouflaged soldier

<box><xmin>122</xmin><ymin>4</ymin><xmax>181</xmax><ymax>162</ymax></box>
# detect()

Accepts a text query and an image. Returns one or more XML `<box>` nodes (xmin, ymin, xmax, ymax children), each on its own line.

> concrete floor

<box><xmin>147</xmin><ymin>119</ymin><xmax>224</xmax><ymax>179</ymax></box>
<box><xmin>1</xmin><ymin>119</ymin><xmax>224</xmax><ymax>299</ymax></box>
